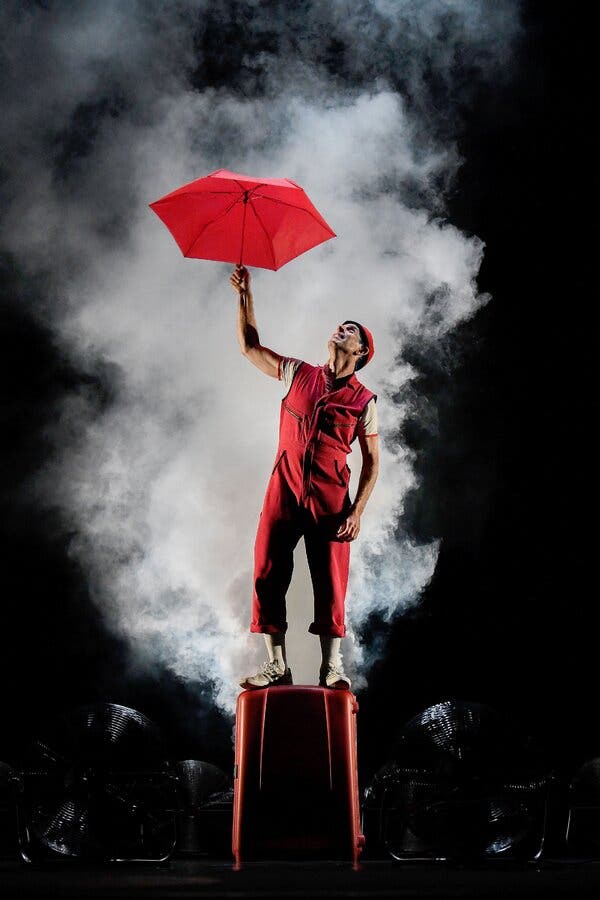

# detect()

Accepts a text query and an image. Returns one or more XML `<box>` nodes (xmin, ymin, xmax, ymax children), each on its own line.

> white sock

<box><xmin>320</xmin><ymin>636</ymin><xmax>342</xmax><ymax>669</ymax></box>
<box><xmin>263</xmin><ymin>632</ymin><xmax>287</xmax><ymax>669</ymax></box>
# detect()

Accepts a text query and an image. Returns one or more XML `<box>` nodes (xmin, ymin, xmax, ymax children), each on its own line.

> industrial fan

<box><xmin>566</xmin><ymin>757</ymin><xmax>600</xmax><ymax>855</ymax></box>
<box><xmin>362</xmin><ymin>699</ymin><xmax>553</xmax><ymax>862</ymax></box>
<box><xmin>0</xmin><ymin>761</ymin><xmax>19</xmax><ymax>858</ymax></box>
<box><xmin>172</xmin><ymin>760</ymin><xmax>233</xmax><ymax>856</ymax></box>
<box><xmin>16</xmin><ymin>703</ymin><xmax>178</xmax><ymax>863</ymax></box>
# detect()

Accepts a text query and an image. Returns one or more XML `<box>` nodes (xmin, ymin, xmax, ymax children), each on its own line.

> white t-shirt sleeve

<box><xmin>278</xmin><ymin>356</ymin><xmax>303</xmax><ymax>395</ymax></box>
<box><xmin>358</xmin><ymin>397</ymin><xmax>378</xmax><ymax>437</ymax></box>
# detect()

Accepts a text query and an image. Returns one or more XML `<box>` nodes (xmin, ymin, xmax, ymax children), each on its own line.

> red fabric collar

<box><xmin>321</xmin><ymin>362</ymin><xmax>359</xmax><ymax>390</ymax></box>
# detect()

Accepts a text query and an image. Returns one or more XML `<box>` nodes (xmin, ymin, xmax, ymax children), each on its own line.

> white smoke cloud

<box><xmin>0</xmin><ymin>1</ymin><xmax>519</xmax><ymax>713</ymax></box>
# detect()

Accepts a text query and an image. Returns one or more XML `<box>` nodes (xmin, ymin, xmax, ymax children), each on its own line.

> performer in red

<box><xmin>231</xmin><ymin>265</ymin><xmax>379</xmax><ymax>690</ymax></box>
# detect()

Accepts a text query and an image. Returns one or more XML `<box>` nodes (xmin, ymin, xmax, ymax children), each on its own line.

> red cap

<box><xmin>343</xmin><ymin>320</ymin><xmax>375</xmax><ymax>367</ymax></box>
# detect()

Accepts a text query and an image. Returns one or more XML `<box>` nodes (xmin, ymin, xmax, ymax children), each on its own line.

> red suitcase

<box><xmin>232</xmin><ymin>685</ymin><xmax>365</xmax><ymax>866</ymax></box>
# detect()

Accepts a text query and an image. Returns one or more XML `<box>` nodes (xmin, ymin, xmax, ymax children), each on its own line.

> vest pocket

<box><xmin>283</xmin><ymin>401</ymin><xmax>305</xmax><ymax>441</ymax></box>
<box><xmin>284</xmin><ymin>402</ymin><xmax>304</xmax><ymax>422</ymax></box>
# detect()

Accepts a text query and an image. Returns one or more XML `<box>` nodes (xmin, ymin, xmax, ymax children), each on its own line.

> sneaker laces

<box><xmin>260</xmin><ymin>659</ymin><xmax>285</xmax><ymax>677</ymax></box>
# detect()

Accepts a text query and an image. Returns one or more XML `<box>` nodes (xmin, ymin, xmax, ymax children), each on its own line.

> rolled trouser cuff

<box><xmin>308</xmin><ymin>622</ymin><xmax>346</xmax><ymax>637</ymax></box>
<box><xmin>250</xmin><ymin>622</ymin><xmax>288</xmax><ymax>634</ymax></box>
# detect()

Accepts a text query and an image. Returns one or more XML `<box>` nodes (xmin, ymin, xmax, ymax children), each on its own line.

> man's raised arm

<box><xmin>230</xmin><ymin>265</ymin><xmax>281</xmax><ymax>379</ymax></box>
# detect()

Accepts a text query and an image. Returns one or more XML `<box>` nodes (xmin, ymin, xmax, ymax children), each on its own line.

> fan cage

<box><xmin>14</xmin><ymin>769</ymin><xmax>179</xmax><ymax>863</ymax></box>
<box><xmin>566</xmin><ymin>757</ymin><xmax>600</xmax><ymax>855</ymax></box>
<box><xmin>363</xmin><ymin>768</ymin><xmax>552</xmax><ymax>862</ymax></box>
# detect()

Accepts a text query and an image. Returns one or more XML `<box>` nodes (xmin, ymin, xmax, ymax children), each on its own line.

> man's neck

<box><xmin>327</xmin><ymin>352</ymin><xmax>355</xmax><ymax>381</ymax></box>
<box><xmin>327</xmin><ymin>351</ymin><xmax>354</xmax><ymax>381</ymax></box>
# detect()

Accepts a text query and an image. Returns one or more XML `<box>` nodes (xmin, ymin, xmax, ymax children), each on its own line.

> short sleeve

<box><xmin>278</xmin><ymin>357</ymin><xmax>303</xmax><ymax>395</ymax></box>
<box><xmin>357</xmin><ymin>397</ymin><xmax>378</xmax><ymax>437</ymax></box>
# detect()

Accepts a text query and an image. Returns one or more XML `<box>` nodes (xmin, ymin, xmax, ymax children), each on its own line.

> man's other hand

<box><xmin>337</xmin><ymin>509</ymin><xmax>361</xmax><ymax>541</ymax></box>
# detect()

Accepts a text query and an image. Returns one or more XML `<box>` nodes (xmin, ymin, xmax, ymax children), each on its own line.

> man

<box><xmin>230</xmin><ymin>264</ymin><xmax>379</xmax><ymax>690</ymax></box>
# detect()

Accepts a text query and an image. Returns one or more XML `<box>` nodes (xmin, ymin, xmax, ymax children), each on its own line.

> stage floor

<box><xmin>2</xmin><ymin>857</ymin><xmax>600</xmax><ymax>898</ymax></box>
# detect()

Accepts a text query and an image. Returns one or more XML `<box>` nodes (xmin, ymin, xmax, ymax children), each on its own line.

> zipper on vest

<box><xmin>302</xmin><ymin>403</ymin><xmax>323</xmax><ymax>502</ymax></box>
<box><xmin>307</xmin><ymin>399</ymin><xmax>324</xmax><ymax>436</ymax></box>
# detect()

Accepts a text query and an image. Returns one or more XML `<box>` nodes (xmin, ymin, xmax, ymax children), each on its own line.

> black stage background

<box><xmin>0</xmin><ymin>0</ymin><xmax>596</xmax><ymax>826</ymax></box>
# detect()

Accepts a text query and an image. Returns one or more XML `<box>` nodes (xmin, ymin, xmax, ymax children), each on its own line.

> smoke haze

<box><xmin>0</xmin><ymin>1</ymin><xmax>520</xmax><ymax>714</ymax></box>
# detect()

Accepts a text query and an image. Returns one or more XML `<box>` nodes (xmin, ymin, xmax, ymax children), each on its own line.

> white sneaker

<box><xmin>319</xmin><ymin>662</ymin><xmax>351</xmax><ymax>690</ymax></box>
<box><xmin>239</xmin><ymin>659</ymin><xmax>293</xmax><ymax>690</ymax></box>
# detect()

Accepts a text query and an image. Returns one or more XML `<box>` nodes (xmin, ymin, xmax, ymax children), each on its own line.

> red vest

<box><xmin>274</xmin><ymin>361</ymin><xmax>376</xmax><ymax>508</ymax></box>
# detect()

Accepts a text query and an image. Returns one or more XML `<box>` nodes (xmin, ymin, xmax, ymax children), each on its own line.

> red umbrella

<box><xmin>149</xmin><ymin>168</ymin><xmax>336</xmax><ymax>271</ymax></box>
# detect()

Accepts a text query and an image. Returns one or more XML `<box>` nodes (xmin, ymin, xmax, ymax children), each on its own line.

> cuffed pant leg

<box><xmin>251</xmin><ymin>497</ymin><xmax>303</xmax><ymax>635</ymax></box>
<box><xmin>304</xmin><ymin>516</ymin><xmax>350</xmax><ymax>638</ymax></box>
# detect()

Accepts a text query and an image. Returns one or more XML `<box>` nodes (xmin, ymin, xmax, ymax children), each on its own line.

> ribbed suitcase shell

<box><xmin>232</xmin><ymin>685</ymin><xmax>365</xmax><ymax>865</ymax></box>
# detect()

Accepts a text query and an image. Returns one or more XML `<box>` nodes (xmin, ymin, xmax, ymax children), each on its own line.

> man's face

<box><xmin>328</xmin><ymin>322</ymin><xmax>364</xmax><ymax>357</ymax></box>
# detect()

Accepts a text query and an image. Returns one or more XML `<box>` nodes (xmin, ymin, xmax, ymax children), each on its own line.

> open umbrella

<box><xmin>149</xmin><ymin>168</ymin><xmax>336</xmax><ymax>271</ymax></box>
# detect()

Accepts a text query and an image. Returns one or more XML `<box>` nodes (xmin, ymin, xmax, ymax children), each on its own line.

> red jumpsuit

<box><xmin>250</xmin><ymin>361</ymin><xmax>376</xmax><ymax>638</ymax></box>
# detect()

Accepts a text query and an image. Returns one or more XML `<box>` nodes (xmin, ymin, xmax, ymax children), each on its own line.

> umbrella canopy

<box><xmin>149</xmin><ymin>168</ymin><xmax>336</xmax><ymax>271</ymax></box>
